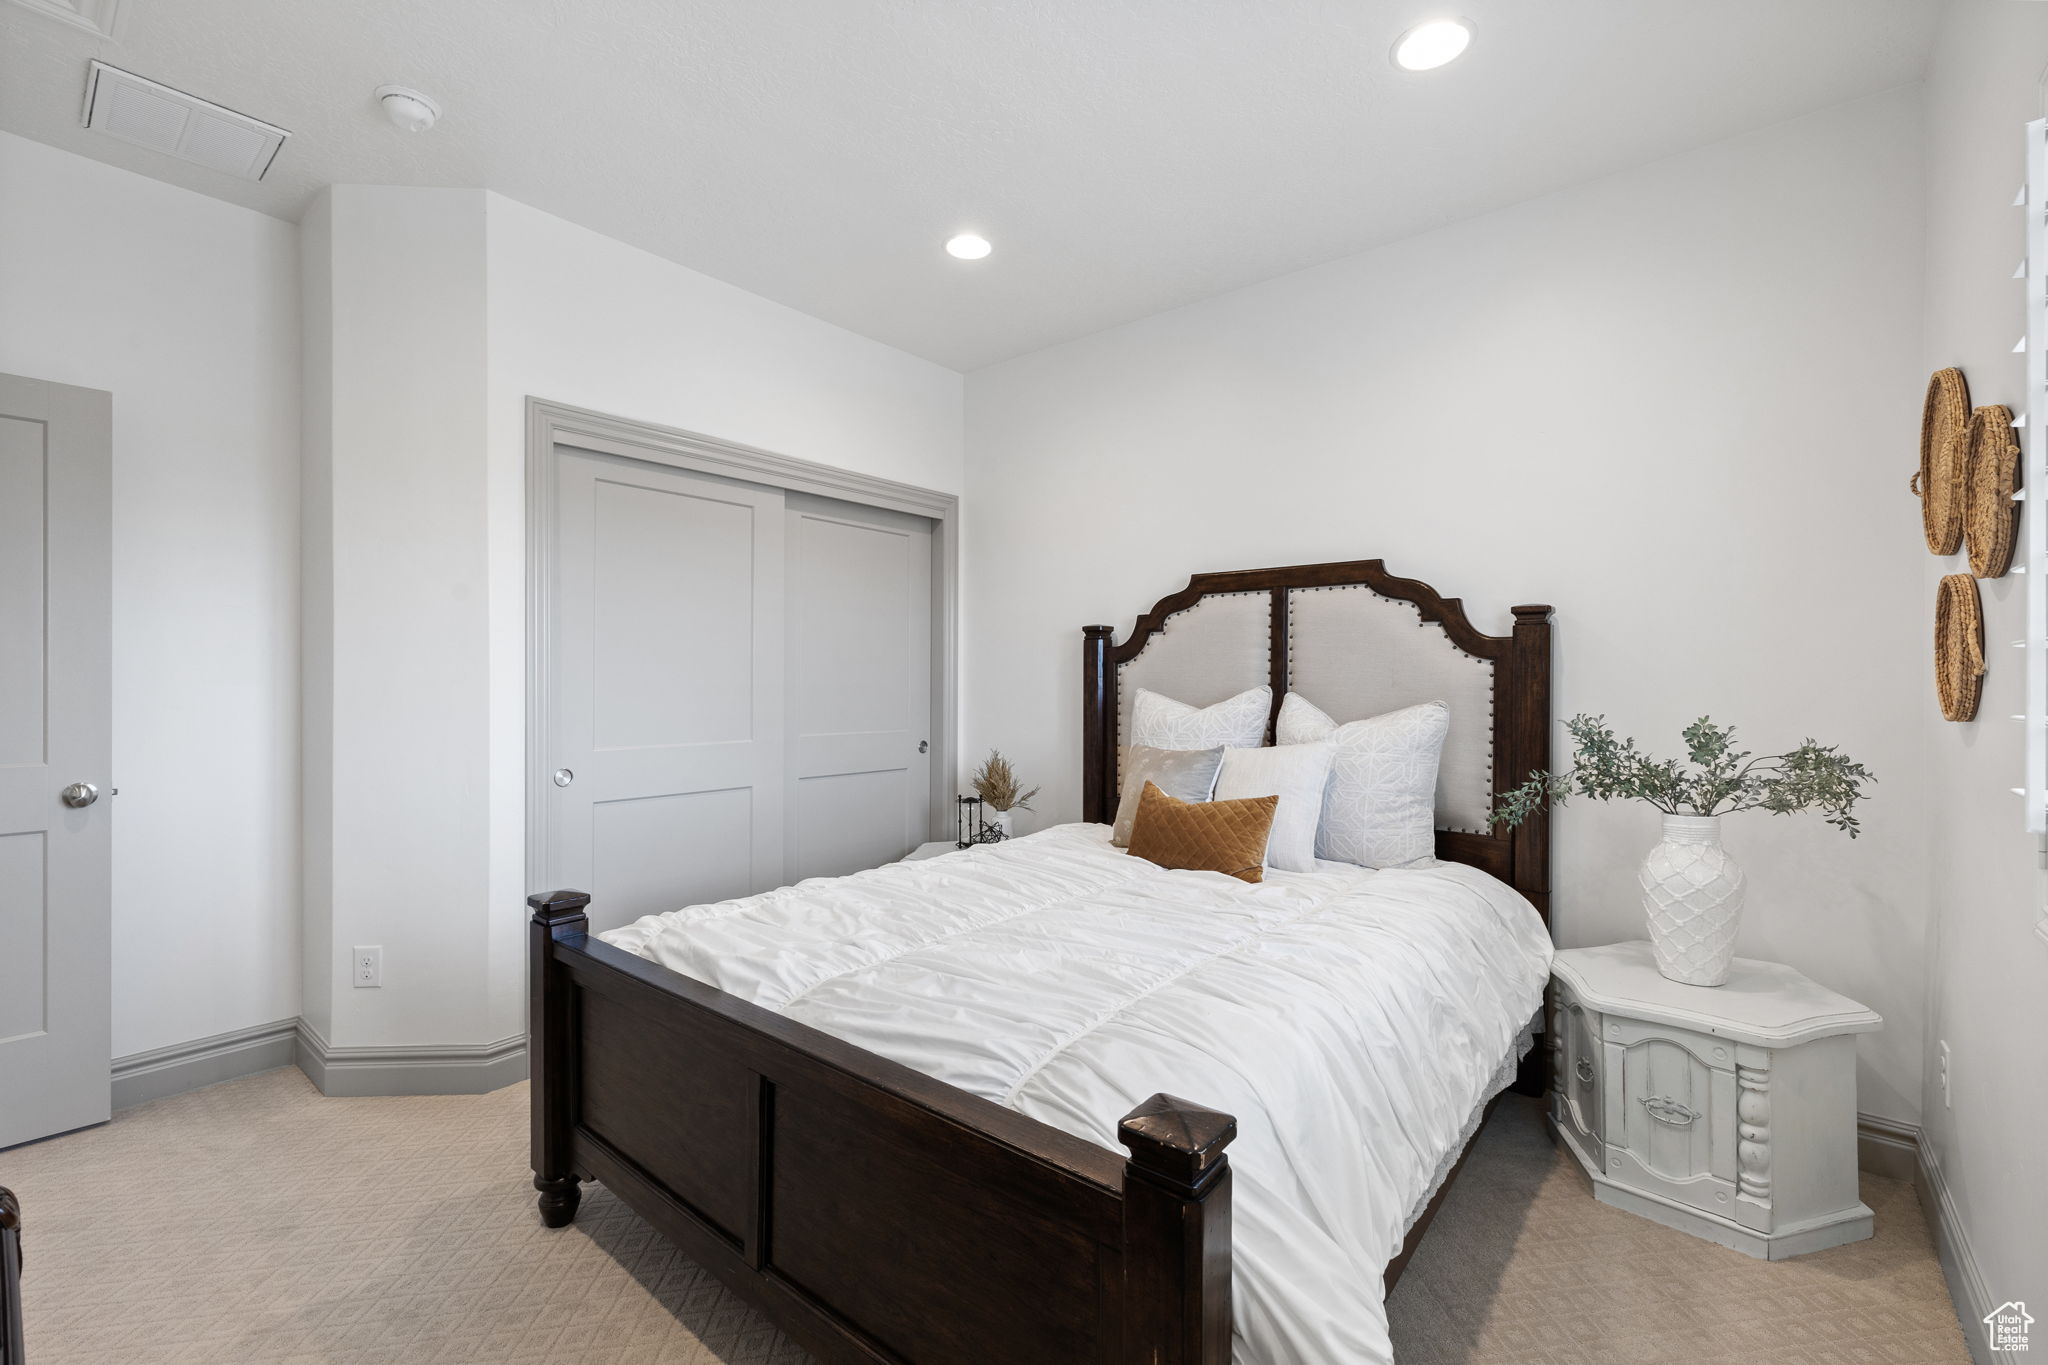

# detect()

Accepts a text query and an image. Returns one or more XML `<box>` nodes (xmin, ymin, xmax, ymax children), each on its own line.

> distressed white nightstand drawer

<box><xmin>1602</xmin><ymin>1026</ymin><xmax>1739</xmax><ymax>1220</ymax></box>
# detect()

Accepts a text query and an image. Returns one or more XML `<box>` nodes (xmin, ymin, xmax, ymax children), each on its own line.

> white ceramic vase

<box><xmin>1638</xmin><ymin>813</ymin><xmax>1746</xmax><ymax>986</ymax></box>
<box><xmin>987</xmin><ymin>807</ymin><xmax>1015</xmax><ymax>840</ymax></box>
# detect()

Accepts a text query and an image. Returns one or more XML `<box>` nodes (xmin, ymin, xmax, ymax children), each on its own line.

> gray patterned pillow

<box><xmin>1276</xmin><ymin>693</ymin><xmax>1448</xmax><ymax>868</ymax></box>
<box><xmin>1112</xmin><ymin>744</ymin><xmax>1226</xmax><ymax>846</ymax></box>
<box><xmin>1130</xmin><ymin>686</ymin><xmax>1270</xmax><ymax>751</ymax></box>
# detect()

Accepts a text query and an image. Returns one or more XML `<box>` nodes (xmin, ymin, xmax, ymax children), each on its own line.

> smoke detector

<box><xmin>375</xmin><ymin>86</ymin><xmax>441</xmax><ymax>133</ymax></box>
<box><xmin>81</xmin><ymin>61</ymin><xmax>288</xmax><ymax>181</ymax></box>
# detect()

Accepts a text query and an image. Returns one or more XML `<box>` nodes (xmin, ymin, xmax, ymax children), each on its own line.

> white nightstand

<box><xmin>901</xmin><ymin>841</ymin><xmax>964</xmax><ymax>863</ymax></box>
<box><xmin>1550</xmin><ymin>941</ymin><xmax>1882</xmax><ymax>1260</ymax></box>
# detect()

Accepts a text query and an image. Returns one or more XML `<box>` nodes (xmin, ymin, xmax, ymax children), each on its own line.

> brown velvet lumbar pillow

<box><xmin>1125</xmin><ymin>780</ymin><xmax>1279</xmax><ymax>884</ymax></box>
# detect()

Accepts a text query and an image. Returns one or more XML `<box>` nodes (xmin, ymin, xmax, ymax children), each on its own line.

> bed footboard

<box><xmin>529</xmin><ymin>890</ymin><xmax>1235</xmax><ymax>1365</ymax></box>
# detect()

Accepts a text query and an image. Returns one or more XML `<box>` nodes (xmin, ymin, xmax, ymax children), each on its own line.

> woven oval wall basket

<box><xmin>1964</xmin><ymin>403</ymin><xmax>2023</xmax><ymax>578</ymax></box>
<box><xmin>1915</xmin><ymin>367</ymin><xmax>1971</xmax><ymax>554</ymax></box>
<box><xmin>1935</xmin><ymin>573</ymin><xmax>1985</xmax><ymax>721</ymax></box>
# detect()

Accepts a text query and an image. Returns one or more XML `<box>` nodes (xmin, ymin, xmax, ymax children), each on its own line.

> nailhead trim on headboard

<box><xmin>1285</xmin><ymin>584</ymin><xmax>1497</xmax><ymax>834</ymax></box>
<box><xmin>1081</xmin><ymin>559</ymin><xmax>1552</xmax><ymax>924</ymax></box>
<box><xmin>1113</xmin><ymin>589</ymin><xmax>1270</xmax><ymax>788</ymax></box>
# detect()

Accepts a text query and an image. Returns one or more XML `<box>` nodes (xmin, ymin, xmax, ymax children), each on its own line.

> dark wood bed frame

<box><xmin>530</xmin><ymin>558</ymin><xmax>1551</xmax><ymax>1365</ymax></box>
<box><xmin>1</xmin><ymin>1187</ymin><xmax>21</xmax><ymax>1365</ymax></box>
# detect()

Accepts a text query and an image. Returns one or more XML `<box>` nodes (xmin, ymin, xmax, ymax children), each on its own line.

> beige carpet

<box><xmin>1385</xmin><ymin>1095</ymin><xmax>1970</xmax><ymax>1364</ymax></box>
<box><xmin>0</xmin><ymin>1068</ymin><xmax>1966</xmax><ymax>1364</ymax></box>
<box><xmin>5</xmin><ymin>1068</ymin><xmax>803</xmax><ymax>1364</ymax></box>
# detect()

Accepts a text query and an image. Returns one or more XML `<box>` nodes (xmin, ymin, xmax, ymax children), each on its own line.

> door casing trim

<box><xmin>523</xmin><ymin>396</ymin><xmax>961</xmax><ymax>895</ymax></box>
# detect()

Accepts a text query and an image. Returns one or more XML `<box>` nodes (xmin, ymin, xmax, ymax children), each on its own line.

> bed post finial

<box><xmin>1082</xmin><ymin>625</ymin><xmax>1115</xmax><ymax>825</ymax></box>
<box><xmin>1118</xmin><ymin>1094</ymin><xmax>1235</xmax><ymax>1365</ymax></box>
<box><xmin>529</xmin><ymin>889</ymin><xmax>590</xmax><ymax>1228</ymax></box>
<box><xmin>530</xmin><ymin>887</ymin><xmax>590</xmax><ymax>925</ymax></box>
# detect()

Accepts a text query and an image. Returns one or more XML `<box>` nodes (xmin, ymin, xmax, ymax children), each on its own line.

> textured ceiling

<box><xmin>0</xmin><ymin>0</ymin><xmax>1943</xmax><ymax>369</ymax></box>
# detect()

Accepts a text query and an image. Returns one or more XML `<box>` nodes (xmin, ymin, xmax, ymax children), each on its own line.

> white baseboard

<box><xmin>292</xmin><ymin>1021</ymin><xmax>527</xmax><ymax>1097</ymax></box>
<box><xmin>111</xmin><ymin>1018</ymin><xmax>527</xmax><ymax>1107</ymax></box>
<box><xmin>1918</xmin><ymin>1136</ymin><xmax>2012</xmax><ymax>1365</ymax></box>
<box><xmin>110</xmin><ymin>1018</ymin><xmax>298</xmax><ymax>1110</ymax></box>
<box><xmin>1856</xmin><ymin>1112</ymin><xmax>1921</xmax><ymax>1182</ymax></box>
<box><xmin>1854</xmin><ymin>1111</ymin><xmax>2010</xmax><ymax>1365</ymax></box>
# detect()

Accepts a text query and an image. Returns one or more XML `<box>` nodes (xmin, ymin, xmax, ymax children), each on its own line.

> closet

<box><xmin>541</xmin><ymin>441</ymin><xmax>938</xmax><ymax>934</ymax></box>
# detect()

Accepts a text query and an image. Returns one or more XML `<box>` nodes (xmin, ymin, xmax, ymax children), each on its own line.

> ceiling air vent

<box><xmin>6</xmin><ymin>0</ymin><xmax>123</xmax><ymax>38</ymax></box>
<box><xmin>81</xmin><ymin>61</ymin><xmax>288</xmax><ymax>181</ymax></box>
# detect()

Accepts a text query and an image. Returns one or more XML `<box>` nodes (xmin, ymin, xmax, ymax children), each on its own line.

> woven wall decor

<box><xmin>1935</xmin><ymin>573</ymin><xmax>1985</xmax><ymax>721</ymax></box>
<box><xmin>1915</xmin><ymin>367</ymin><xmax>1971</xmax><ymax>554</ymax></box>
<box><xmin>1964</xmin><ymin>403</ymin><xmax>2023</xmax><ymax>578</ymax></box>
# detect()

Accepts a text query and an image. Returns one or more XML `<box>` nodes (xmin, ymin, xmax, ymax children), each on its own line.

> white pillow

<box><xmin>1213</xmin><ymin>741</ymin><xmax>1335</xmax><ymax>873</ymax></box>
<box><xmin>1131</xmin><ymin>685</ymin><xmax>1270</xmax><ymax>751</ymax></box>
<box><xmin>1276</xmin><ymin>694</ymin><xmax>1448</xmax><ymax>869</ymax></box>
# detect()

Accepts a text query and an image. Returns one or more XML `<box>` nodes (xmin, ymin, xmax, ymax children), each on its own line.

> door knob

<box><xmin>918</xmin><ymin>740</ymin><xmax>929</xmax><ymax>754</ymax></box>
<box><xmin>61</xmin><ymin>782</ymin><xmax>98</xmax><ymax>808</ymax></box>
<box><xmin>552</xmin><ymin>769</ymin><xmax>574</xmax><ymax>788</ymax></box>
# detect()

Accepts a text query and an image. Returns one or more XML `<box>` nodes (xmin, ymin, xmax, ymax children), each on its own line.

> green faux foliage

<box><xmin>1492</xmin><ymin>715</ymin><xmax>1874</xmax><ymax>838</ymax></box>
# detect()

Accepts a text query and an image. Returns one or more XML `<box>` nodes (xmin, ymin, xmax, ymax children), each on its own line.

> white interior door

<box><xmin>549</xmin><ymin>449</ymin><xmax>785</xmax><ymax>935</ymax></box>
<box><xmin>0</xmin><ymin>374</ymin><xmax>111</xmax><ymax>1150</ymax></box>
<box><xmin>785</xmin><ymin>493</ymin><xmax>932</xmax><ymax>881</ymax></box>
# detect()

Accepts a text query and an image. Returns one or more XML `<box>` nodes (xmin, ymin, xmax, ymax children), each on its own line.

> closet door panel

<box><xmin>786</xmin><ymin>495</ymin><xmax>932</xmax><ymax>882</ymax></box>
<box><xmin>792</xmin><ymin>770</ymin><xmax>913</xmax><ymax>880</ymax></box>
<box><xmin>591</xmin><ymin>478</ymin><xmax>759</xmax><ymax>749</ymax></box>
<box><xmin>552</xmin><ymin>449</ymin><xmax>785</xmax><ymax>933</ymax></box>
<box><xmin>591</xmin><ymin>788</ymin><xmax>755</xmax><ymax>926</ymax></box>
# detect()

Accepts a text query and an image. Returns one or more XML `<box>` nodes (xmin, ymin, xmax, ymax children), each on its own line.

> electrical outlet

<box><xmin>353</xmin><ymin>945</ymin><xmax>382</xmax><ymax>989</ymax></box>
<box><xmin>1938</xmin><ymin>1040</ymin><xmax>1951</xmax><ymax>1109</ymax></box>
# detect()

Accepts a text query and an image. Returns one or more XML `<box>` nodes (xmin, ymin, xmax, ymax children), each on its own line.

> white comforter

<box><xmin>603</xmin><ymin>823</ymin><xmax>1551</xmax><ymax>1365</ymax></box>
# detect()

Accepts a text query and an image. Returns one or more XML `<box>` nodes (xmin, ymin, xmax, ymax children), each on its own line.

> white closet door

<box><xmin>550</xmin><ymin>450</ymin><xmax>785</xmax><ymax>934</ymax></box>
<box><xmin>785</xmin><ymin>493</ymin><xmax>932</xmax><ymax>881</ymax></box>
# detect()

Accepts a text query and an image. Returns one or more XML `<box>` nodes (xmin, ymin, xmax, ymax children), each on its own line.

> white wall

<box><xmin>300</xmin><ymin>186</ymin><xmax>491</xmax><ymax>1050</ymax></box>
<box><xmin>298</xmin><ymin>194</ymin><xmax>333</xmax><ymax>1046</ymax></box>
<box><xmin>299</xmin><ymin>187</ymin><xmax>964</xmax><ymax>1055</ymax></box>
<box><xmin>1918</xmin><ymin>0</ymin><xmax>2048</xmax><ymax>1330</ymax></box>
<box><xmin>964</xmin><ymin>89</ymin><xmax>1932</xmax><ymax>1121</ymax></box>
<box><xmin>0</xmin><ymin>131</ymin><xmax>301</xmax><ymax>1057</ymax></box>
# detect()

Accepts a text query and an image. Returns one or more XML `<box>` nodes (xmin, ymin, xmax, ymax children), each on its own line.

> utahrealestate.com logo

<box><xmin>1986</xmin><ymin>1302</ymin><xmax>2033</xmax><ymax>1353</ymax></box>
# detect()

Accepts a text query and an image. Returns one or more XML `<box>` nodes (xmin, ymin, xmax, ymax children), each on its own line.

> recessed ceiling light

<box><xmin>945</xmin><ymin>233</ymin><xmax>992</xmax><ymax>261</ymax></box>
<box><xmin>1392</xmin><ymin>18</ymin><xmax>1473</xmax><ymax>71</ymax></box>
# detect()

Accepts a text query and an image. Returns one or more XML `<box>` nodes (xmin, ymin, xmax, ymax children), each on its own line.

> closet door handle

<box><xmin>918</xmin><ymin>740</ymin><xmax>929</xmax><ymax>754</ymax></box>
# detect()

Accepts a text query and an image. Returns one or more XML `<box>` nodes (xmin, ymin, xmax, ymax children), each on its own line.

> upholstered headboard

<box><xmin>1081</xmin><ymin>560</ymin><xmax>1552</xmax><ymax>921</ymax></box>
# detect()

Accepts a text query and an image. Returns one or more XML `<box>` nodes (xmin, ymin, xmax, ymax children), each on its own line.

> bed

<box><xmin>528</xmin><ymin>558</ymin><xmax>1554</xmax><ymax>1365</ymax></box>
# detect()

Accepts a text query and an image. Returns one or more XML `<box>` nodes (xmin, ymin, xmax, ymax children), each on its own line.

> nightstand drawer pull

<box><xmin>1640</xmin><ymin>1095</ymin><xmax>1698</xmax><ymax>1127</ymax></box>
<box><xmin>1575</xmin><ymin>1058</ymin><xmax>1594</xmax><ymax>1083</ymax></box>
